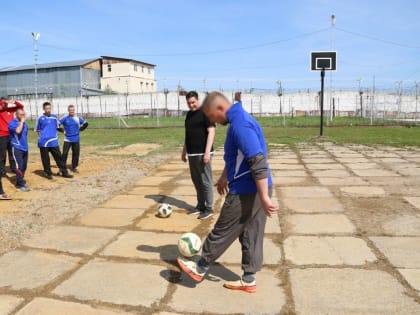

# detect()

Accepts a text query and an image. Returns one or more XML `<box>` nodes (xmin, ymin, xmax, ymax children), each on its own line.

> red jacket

<box><xmin>0</xmin><ymin>100</ymin><xmax>24</xmax><ymax>137</ymax></box>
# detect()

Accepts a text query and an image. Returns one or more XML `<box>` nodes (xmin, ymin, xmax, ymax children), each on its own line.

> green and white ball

<box><xmin>178</xmin><ymin>232</ymin><xmax>202</xmax><ymax>257</ymax></box>
<box><xmin>157</xmin><ymin>203</ymin><xmax>173</xmax><ymax>218</ymax></box>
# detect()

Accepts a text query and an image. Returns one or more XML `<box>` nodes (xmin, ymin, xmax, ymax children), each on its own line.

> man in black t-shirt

<box><xmin>182</xmin><ymin>91</ymin><xmax>216</xmax><ymax>219</ymax></box>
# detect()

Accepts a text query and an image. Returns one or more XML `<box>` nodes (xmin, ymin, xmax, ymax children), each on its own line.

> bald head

<box><xmin>201</xmin><ymin>92</ymin><xmax>232</xmax><ymax>125</ymax></box>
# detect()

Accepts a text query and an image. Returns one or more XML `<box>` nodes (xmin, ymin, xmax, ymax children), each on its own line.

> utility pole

<box><xmin>276</xmin><ymin>80</ymin><xmax>283</xmax><ymax>115</ymax></box>
<box><xmin>396</xmin><ymin>80</ymin><xmax>403</xmax><ymax>117</ymax></box>
<box><xmin>329</xmin><ymin>14</ymin><xmax>336</xmax><ymax>122</ymax></box>
<box><xmin>357</xmin><ymin>78</ymin><xmax>363</xmax><ymax>117</ymax></box>
<box><xmin>415</xmin><ymin>81</ymin><xmax>418</xmax><ymax>123</ymax></box>
<box><xmin>371</xmin><ymin>75</ymin><xmax>375</xmax><ymax>125</ymax></box>
<box><xmin>32</xmin><ymin>32</ymin><xmax>40</xmax><ymax>117</ymax></box>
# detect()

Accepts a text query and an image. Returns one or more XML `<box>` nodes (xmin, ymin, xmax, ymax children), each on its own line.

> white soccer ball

<box><xmin>178</xmin><ymin>232</ymin><xmax>202</xmax><ymax>257</ymax></box>
<box><xmin>157</xmin><ymin>203</ymin><xmax>173</xmax><ymax>218</ymax></box>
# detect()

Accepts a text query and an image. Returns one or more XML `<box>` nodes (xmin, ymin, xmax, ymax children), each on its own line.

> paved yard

<box><xmin>0</xmin><ymin>143</ymin><xmax>419</xmax><ymax>314</ymax></box>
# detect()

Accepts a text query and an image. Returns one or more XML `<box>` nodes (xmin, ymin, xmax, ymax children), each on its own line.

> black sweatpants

<box><xmin>62</xmin><ymin>141</ymin><xmax>80</xmax><ymax>170</ymax></box>
<box><xmin>11</xmin><ymin>147</ymin><xmax>28</xmax><ymax>187</ymax></box>
<box><xmin>39</xmin><ymin>146</ymin><xmax>67</xmax><ymax>175</ymax></box>
<box><xmin>188</xmin><ymin>155</ymin><xmax>213</xmax><ymax>212</ymax></box>
<box><xmin>201</xmin><ymin>189</ymin><xmax>270</xmax><ymax>274</ymax></box>
<box><xmin>0</xmin><ymin>136</ymin><xmax>16</xmax><ymax>176</ymax></box>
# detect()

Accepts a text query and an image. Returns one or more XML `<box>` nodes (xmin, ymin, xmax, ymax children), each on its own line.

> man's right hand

<box><xmin>181</xmin><ymin>152</ymin><xmax>187</xmax><ymax>162</ymax></box>
<box><xmin>216</xmin><ymin>174</ymin><xmax>228</xmax><ymax>195</ymax></box>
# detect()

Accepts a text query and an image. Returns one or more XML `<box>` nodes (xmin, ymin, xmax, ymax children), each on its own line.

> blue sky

<box><xmin>1</xmin><ymin>0</ymin><xmax>419</xmax><ymax>91</ymax></box>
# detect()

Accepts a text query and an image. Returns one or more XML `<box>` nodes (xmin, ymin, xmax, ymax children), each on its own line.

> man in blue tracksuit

<box><xmin>59</xmin><ymin>105</ymin><xmax>88</xmax><ymax>173</ymax></box>
<box><xmin>177</xmin><ymin>91</ymin><xmax>278</xmax><ymax>293</ymax></box>
<box><xmin>8</xmin><ymin>108</ymin><xmax>30</xmax><ymax>191</ymax></box>
<box><xmin>35</xmin><ymin>102</ymin><xmax>72</xmax><ymax>180</ymax></box>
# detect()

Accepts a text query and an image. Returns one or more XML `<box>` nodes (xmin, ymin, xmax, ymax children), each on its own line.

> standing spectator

<box><xmin>181</xmin><ymin>91</ymin><xmax>216</xmax><ymax>220</ymax></box>
<box><xmin>0</xmin><ymin>97</ymin><xmax>24</xmax><ymax>177</ymax></box>
<box><xmin>35</xmin><ymin>102</ymin><xmax>73</xmax><ymax>179</ymax></box>
<box><xmin>9</xmin><ymin>108</ymin><xmax>30</xmax><ymax>191</ymax></box>
<box><xmin>59</xmin><ymin>105</ymin><xmax>88</xmax><ymax>173</ymax></box>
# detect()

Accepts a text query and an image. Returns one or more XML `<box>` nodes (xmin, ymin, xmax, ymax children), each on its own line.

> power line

<box><xmin>0</xmin><ymin>45</ymin><xmax>32</xmax><ymax>56</ymax></box>
<box><xmin>336</xmin><ymin>27</ymin><xmax>420</xmax><ymax>49</ymax></box>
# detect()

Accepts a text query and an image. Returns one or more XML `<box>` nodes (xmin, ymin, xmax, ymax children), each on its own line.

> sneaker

<box><xmin>187</xmin><ymin>208</ymin><xmax>201</xmax><ymax>215</ymax></box>
<box><xmin>224</xmin><ymin>278</ymin><xmax>257</xmax><ymax>293</ymax></box>
<box><xmin>62</xmin><ymin>173</ymin><xmax>73</xmax><ymax>178</ymax></box>
<box><xmin>17</xmin><ymin>186</ymin><xmax>30</xmax><ymax>192</ymax></box>
<box><xmin>71</xmin><ymin>168</ymin><xmax>79</xmax><ymax>173</ymax></box>
<box><xmin>198</xmin><ymin>210</ymin><xmax>214</xmax><ymax>220</ymax></box>
<box><xmin>45</xmin><ymin>173</ymin><xmax>53</xmax><ymax>180</ymax></box>
<box><xmin>176</xmin><ymin>257</ymin><xmax>206</xmax><ymax>282</ymax></box>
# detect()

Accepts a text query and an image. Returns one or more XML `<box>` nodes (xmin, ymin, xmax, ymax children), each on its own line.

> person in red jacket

<box><xmin>0</xmin><ymin>97</ymin><xmax>24</xmax><ymax>177</ymax></box>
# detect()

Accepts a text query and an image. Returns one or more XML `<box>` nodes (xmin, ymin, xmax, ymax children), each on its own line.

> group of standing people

<box><xmin>0</xmin><ymin>98</ymin><xmax>88</xmax><ymax>199</ymax></box>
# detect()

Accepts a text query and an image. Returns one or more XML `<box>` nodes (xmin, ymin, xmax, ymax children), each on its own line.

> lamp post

<box><xmin>357</xmin><ymin>78</ymin><xmax>363</xmax><ymax>117</ymax></box>
<box><xmin>396</xmin><ymin>80</ymin><xmax>403</xmax><ymax>117</ymax></box>
<box><xmin>415</xmin><ymin>81</ymin><xmax>418</xmax><ymax>123</ymax></box>
<box><xmin>31</xmin><ymin>32</ymin><xmax>40</xmax><ymax>115</ymax></box>
<box><xmin>276</xmin><ymin>80</ymin><xmax>283</xmax><ymax>115</ymax></box>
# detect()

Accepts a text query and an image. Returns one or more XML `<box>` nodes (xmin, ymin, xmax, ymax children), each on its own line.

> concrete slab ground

<box><xmin>305</xmin><ymin>163</ymin><xmax>345</xmax><ymax>170</ymax></box>
<box><xmin>0</xmin><ymin>295</ymin><xmax>23</xmax><ymax>315</ymax></box>
<box><xmin>53</xmin><ymin>260</ymin><xmax>168</xmax><ymax>307</ymax></box>
<box><xmin>336</xmin><ymin>157</ymin><xmax>371</xmax><ymax>163</ymax></box>
<box><xmin>101</xmin><ymin>231</ymin><xmax>180</xmax><ymax>260</ymax></box>
<box><xmin>405</xmin><ymin>196</ymin><xmax>420</xmax><ymax>210</ymax></box>
<box><xmin>370</xmin><ymin>237</ymin><xmax>420</xmax><ymax>268</ymax></box>
<box><xmin>169</xmin><ymin>266</ymin><xmax>285</xmax><ymax>315</ymax></box>
<box><xmin>269</xmin><ymin>163</ymin><xmax>304</xmax><ymax>170</ymax></box>
<box><xmin>290</xmin><ymin>269</ymin><xmax>420</xmax><ymax>315</ymax></box>
<box><xmin>352</xmin><ymin>169</ymin><xmax>400</xmax><ymax>177</ymax></box>
<box><xmin>218</xmin><ymin>238</ymin><xmax>281</xmax><ymax>265</ymax></box>
<box><xmin>340</xmin><ymin>186</ymin><xmax>386</xmax><ymax>196</ymax></box>
<box><xmin>272</xmin><ymin>170</ymin><xmax>307</xmax><ymax>177</ymax></box>
<box><xmin>284</xmin><ymin>236</ymin><xmax>376</xmax><ymax>265</ymax></box>
<box><xmin>312</xmin><ymin>170</ymin><xmax>351</xmax><ymax>178</ymax></box>
<box><xmin>302</xmin><ymin>158</ymin><xmax>336</xmax><ymax>164</ymax></box>
<box><xmin>23</xmin><ymin>226</ymin><xmax>119</xmax><ymax>255</ymax></box>
<box><xmin>136</xmin><ymin>210</ymin><xmax>203</xmax><ymax>232</ymax></box>
<box><xmin>102</xmin><ymin>195</ymin><xmax>157</xmax><ymax>209</ymax></box>
<box><xmin>78</xmin><ymin>208</ymin><xmax>145</xmax><ymax>227</ymax></box>
<box><xmin>280</xmin><ymin>186</ymin><xmax>333</xmax><ymax>198</ymax></box>
<box><xmin>286</xmin><ymin>214</ymin><xmax>355</xmax><ymax>234</ymax></box>
<box><xmin>0</xmin><ymin>250</ymin><xmax>80</xmax><ymax>290</ymax></box>
<box><xmin>382</xmin><ymin>215</ymin><xmax>420</xmax><ymax>236</ymax></box>
<box><xmin>15</xmin><ymin>298</ymin><xmax>134</xmax><ymax>315</ymax></box>
<box><xmin>398</xmin><ymin>269</ymin><xmax>420</xmax><ymax>291</ymax></box>
<box><xmin>396</xmin><ymin>167</ymin><xmax>420</xmax><ymax>176</ymax></box>
<box><xmin>272</xmin><ymin>176</ymin><xmax>308</xmax><ymax>185</ymax></box>
<box><xmin>317</xmin><ymin>177</ymin><xmax>368</xmax><ymax>186</ymax></box>
<box><xmin>344</xmin><ymin>162</ymin><xmax>379</xmax><ymax>169</ymax></box>
<box><xmin>265</xmin><ymin>212</ymin><xmax>282</xmax><ymax>234</ymax></box>
<box><xmin>268</xmin><ymin>158</ymin><xmax>299</xmax><ymax>164</ymax></box>
<box><xmin>135</xmin><ymin>176</ymin><xmax>172</xmax><ymax>186</ymax></box>
<box><xmin>282</xmin><ymin>197</ymin><xmax>344</xmax><ymax>213</ymax></box>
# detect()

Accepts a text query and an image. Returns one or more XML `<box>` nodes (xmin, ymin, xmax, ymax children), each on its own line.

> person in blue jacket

<box><xmin>177</xmin><ymin>92</ymin><xmax>278</xmax><ymax>293</ymax></box>
<box><xmin>34</xmin><ymin>102</ymin><xmax>73</xmax><ymax>180</ymax></box>
<box><xmin>59</xmin><ymin>105</ymin><xmax>88</xmax><ymax>173</ymax></box>
<box><xmin>8</xmin><ymin>108</ymin><xmax>30</xmax><ymax>191</ymax></box>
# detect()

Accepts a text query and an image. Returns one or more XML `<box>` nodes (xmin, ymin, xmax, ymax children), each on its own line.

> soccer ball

<box><xmin>178</xmin><ymin>232</ymin><xmax>202</xmax><ymax>257</ymax></box>
<box><xmin>157</xmin><ymin>203</ymin><xmax>173</xmax><ymax>218</ymax></box>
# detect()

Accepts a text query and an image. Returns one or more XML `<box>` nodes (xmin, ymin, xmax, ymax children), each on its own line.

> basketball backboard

<box><xmin>311</xmin><ymin>51</ymin><xmax>337</xmax><ymax>71</ymax></box>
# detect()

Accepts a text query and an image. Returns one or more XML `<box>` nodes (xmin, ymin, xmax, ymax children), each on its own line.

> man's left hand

<box><xmin>203</xmin><ymin>152</ymin><xmax>211</xmax><ymax>164</ymax></box>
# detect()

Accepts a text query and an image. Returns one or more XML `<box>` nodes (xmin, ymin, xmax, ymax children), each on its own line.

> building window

<box><xmin>134</xmin><ymin>64</ymin><xmax>138</xmax><ymax>72</ymax></box>
<box><xmin>142</xmin><ymin>66</ymin><xmax>144</xmax><ymax>73</ymax></box>
<box><xmin>146</xmin><ymin>82</ymin><xmax>149</xmax><ymax>90</ymax></box>
<box><xmin>140</xmin><ymin>82</ymin><xmax>143</xmax><ymax>90</ymax></box>
<box><xmin>148</xmin><ymin>67</ymin><xmax>151</xmax><ymax>74</ymax></box>
<box><xmin>107</xmin><ymin>64</ymin><xmax>112</xmax><ymax>72</ymax></box>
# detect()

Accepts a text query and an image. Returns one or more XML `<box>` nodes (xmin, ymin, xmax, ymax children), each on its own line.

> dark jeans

<box><xmin>0</xmin><ymin>136</ymin><xmax>16</xmax><ymax>176</ymax></box>
<box><xmin>62</xmin><ymin>141</ymin><xmax>80</xmax><ymax>170</ymax></box>
<box><xmin>11</xmin><ymin>147</ymin><xmax>28</xmax><ymax>187</ymax></box>
<box><xmin>188</xmin><ymin>155</ymin><xmax>213</xmax><ymax>212</ymax></box>
<box><xmin>39</xmin><ymin>146</ymin><xmax>68</xmax><ymax>175</ymax></box>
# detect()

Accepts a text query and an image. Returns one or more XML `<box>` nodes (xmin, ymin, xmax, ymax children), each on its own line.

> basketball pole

<box><xmin>320</xmin><ymin>68</ymin><xmax>325</xmax><ymax>136</ymax></box>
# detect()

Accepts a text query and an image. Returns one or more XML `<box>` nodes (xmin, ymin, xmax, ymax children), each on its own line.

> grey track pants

<box><xmin>202</xmin><ymin>190</ymin><xmax>269</xmax><ymax>273</ymax></box>
<box><xmin>188</xmin><ymin>155</ymin><xmax>213</xmax><ymax>212</ymax></box>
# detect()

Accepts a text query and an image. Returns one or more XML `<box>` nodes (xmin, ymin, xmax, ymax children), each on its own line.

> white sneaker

<box><xmin>177</xmin><ymin>257</ymin><xmax>206</xmax><ymax>282</ymax></box>
<box><xmin>224</xmin><ymin>278</ymin><xmax>257</xmax><ymax>293</ymax></box>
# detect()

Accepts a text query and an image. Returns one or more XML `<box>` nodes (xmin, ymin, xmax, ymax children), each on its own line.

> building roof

<box><xmin>0</xmin><ymin>58</ymin><xmax>99</xmax><ymax>73</ymax></box>
<box><xmin>0</xmin><ymin>56</ymin><xmax>155</xmax><ymax>73</ymax></box>
<box><xmin>101</xmin><ymin>56</ymin><xmax>156</xmax><ymax>67</ymax></box>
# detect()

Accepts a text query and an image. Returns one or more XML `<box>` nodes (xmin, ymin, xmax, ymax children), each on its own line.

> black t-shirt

<box><xmin>185</xmin><ymin>109</ymin><xmax>215</xmax><ymax>154</ymax></box>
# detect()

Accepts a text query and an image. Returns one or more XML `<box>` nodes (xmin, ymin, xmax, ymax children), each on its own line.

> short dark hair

<box><xmin>0</xmin><ymin>96</ymin><xmax>7</xmax><ymax>101</ymax></box>
<box><xmin>185</xmin><ymin>91</ymin><xmax>199</xmax><ymax>101</ymax></box>
<box><xmin>68</xmin><ymin>104</ymin><xmax>75</xmax><ymax>110</ymax></box>
<box><xmin>43</xmin><ymin>102</ymin><xmax>51</xmax><ymax>109</ymax></box>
